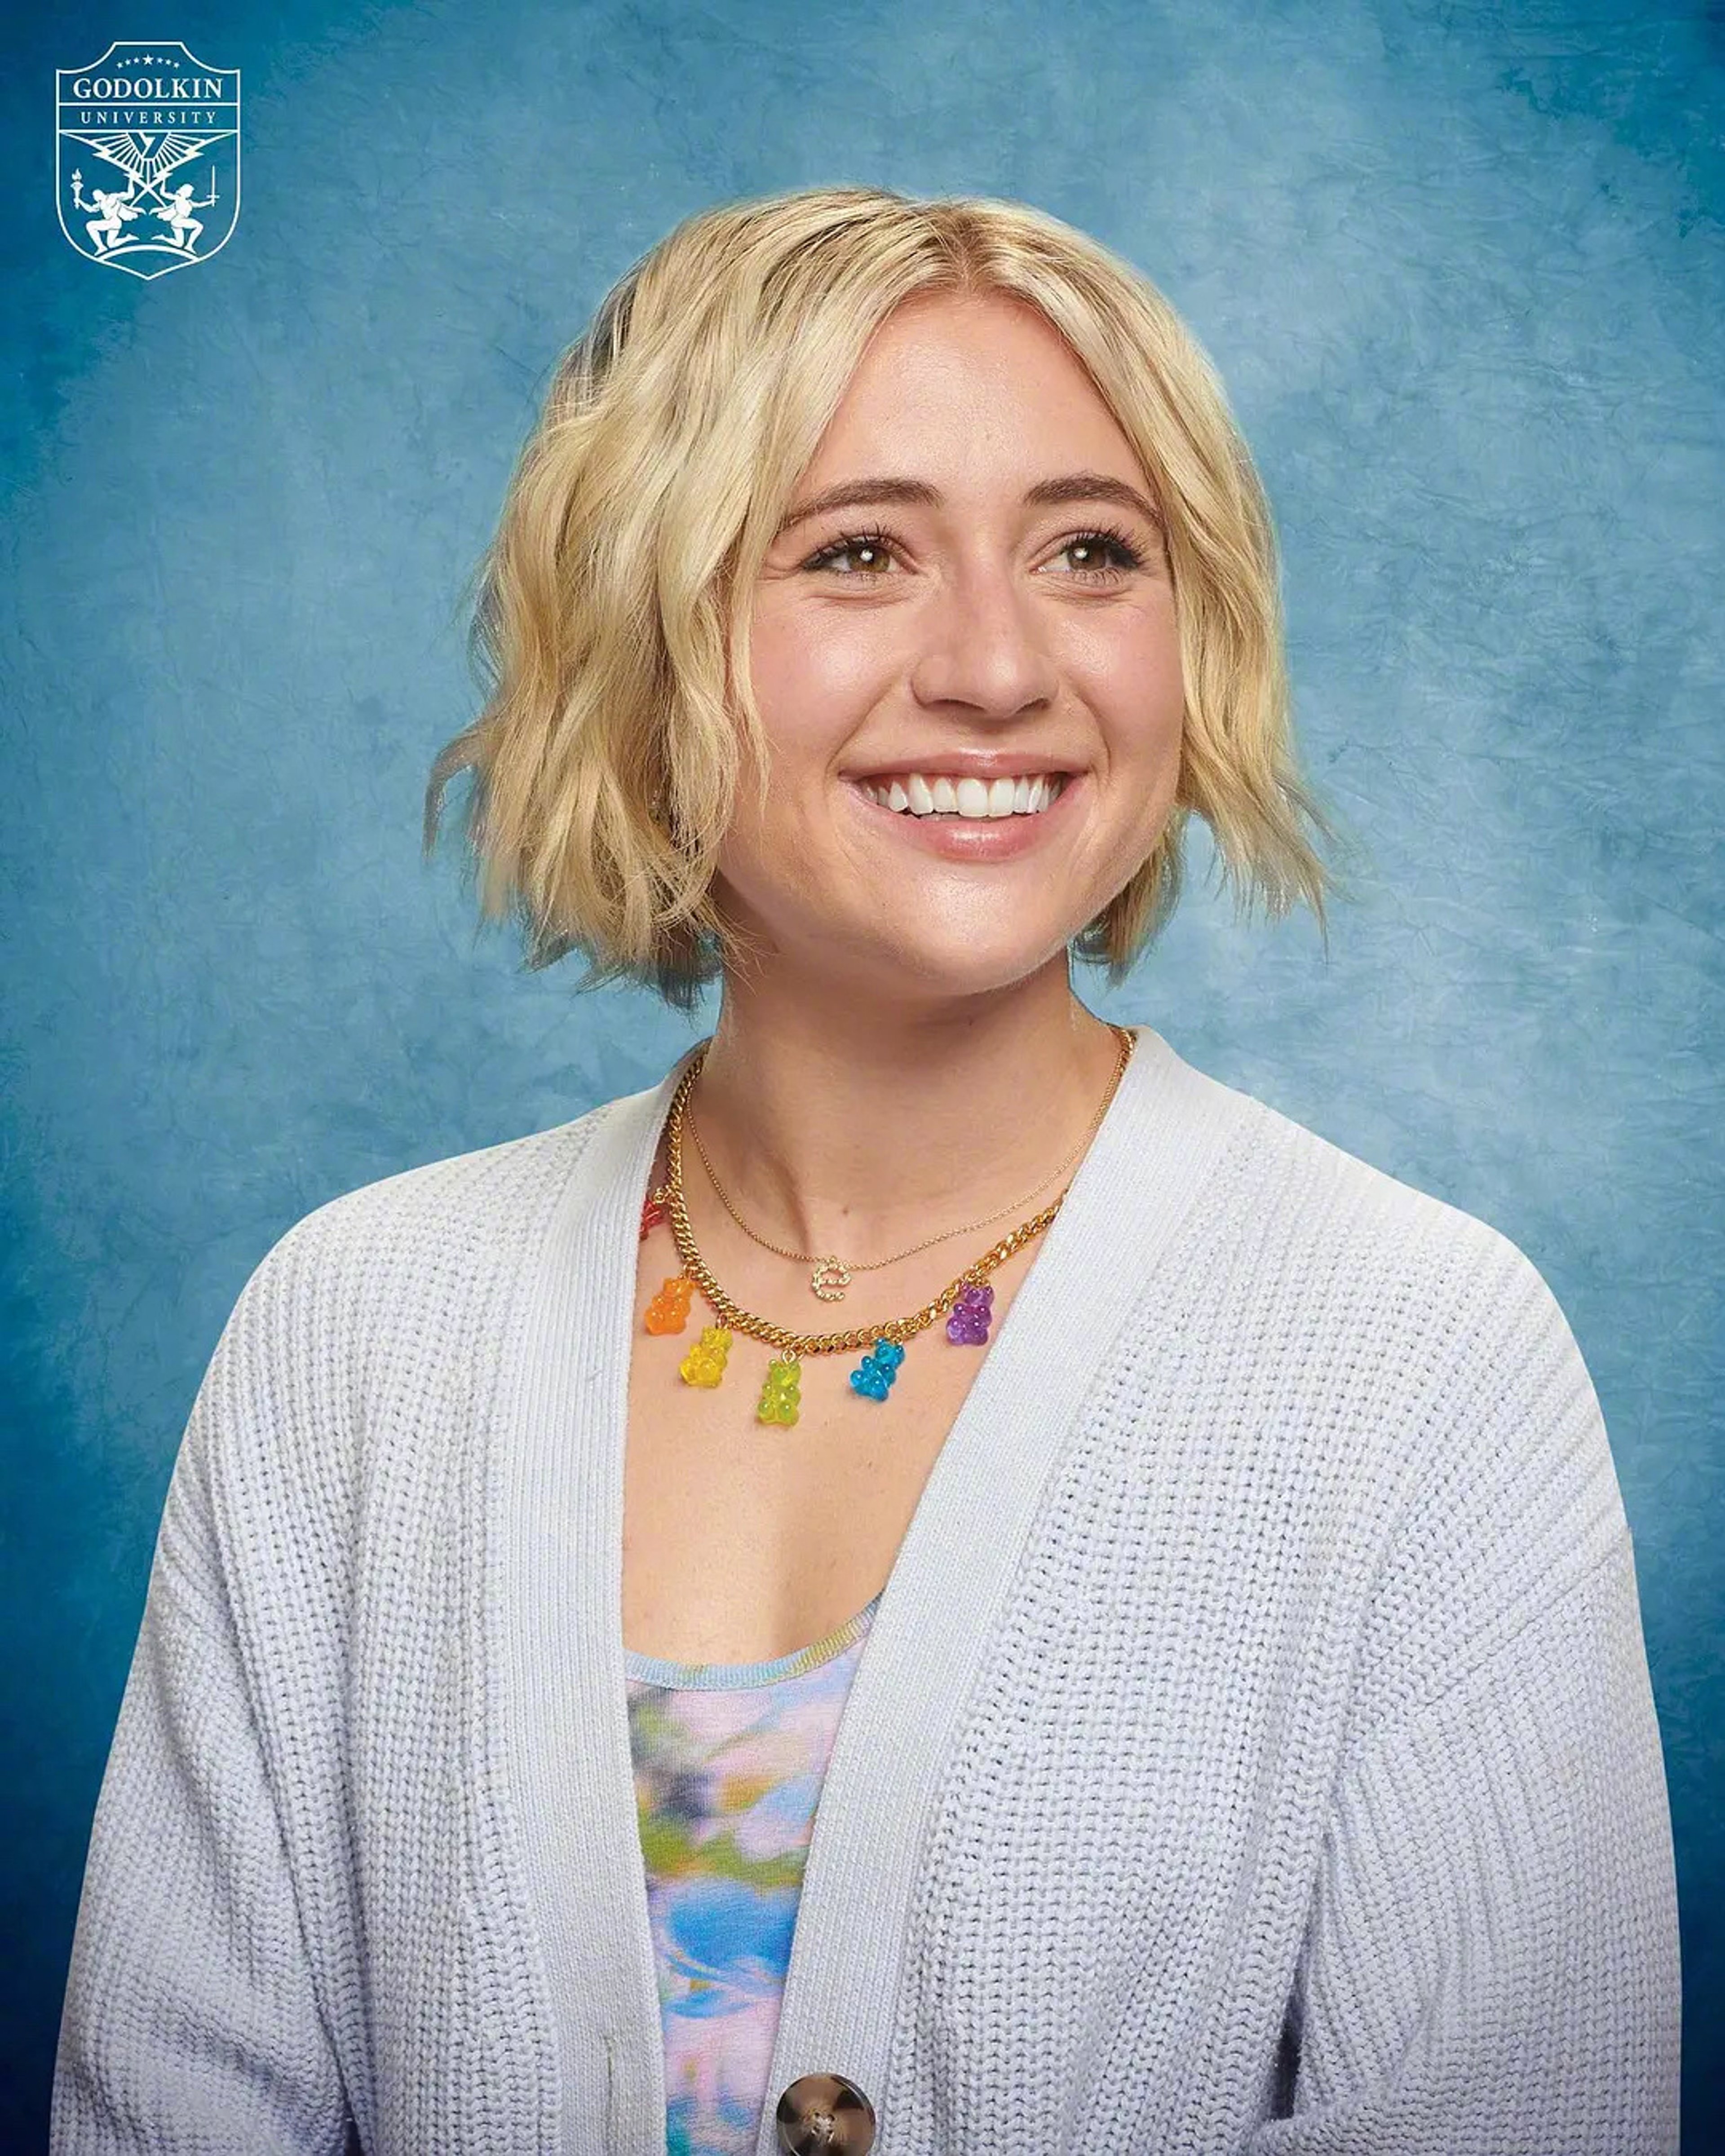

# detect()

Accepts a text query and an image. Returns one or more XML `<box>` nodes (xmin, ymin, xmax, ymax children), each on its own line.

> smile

<box><xmin>852</xmin><ymin>773</ymin><xmax>1069</xmax><ymax>819</ymax></box>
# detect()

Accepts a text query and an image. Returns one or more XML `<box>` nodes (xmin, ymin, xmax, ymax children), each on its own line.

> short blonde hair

<box><xmin>425</xmin><ymin>185</ymin><xmax>1352</xmax><ymax>1010</ymax></box>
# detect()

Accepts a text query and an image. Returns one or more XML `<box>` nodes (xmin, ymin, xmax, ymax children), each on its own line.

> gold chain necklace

<box><xmin>637</xmin><ymin>1025</ymin><xmax>1136</xmax><ymax>1422</ymax></box>
<box><xmin>686</xmin><ymin>1041</ymin><xmax>1123</xmax><ymax>1302</ymax></box>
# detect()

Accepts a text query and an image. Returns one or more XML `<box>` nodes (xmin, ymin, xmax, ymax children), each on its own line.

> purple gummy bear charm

<box><xmin>945</xmin><ymin>1280</ymin><xmax>994</xmax><ymax>1345</ymax></box>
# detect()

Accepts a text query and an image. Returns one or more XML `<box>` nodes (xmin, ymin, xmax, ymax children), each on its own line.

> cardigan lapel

<box><xmin>497</xmin><ymin>1037</ymin><xmax>703</xmax><ymax>2156</ymax></box>
<box><xmin>495</xmin><ymin>1024</ymin><xmax>1247</xmax><ymax>2156</ymax></box>
<box><xmin>750</xmin><ymin>1025</ymin><xmax>1245</xmax><ymax>2155</ymax></box>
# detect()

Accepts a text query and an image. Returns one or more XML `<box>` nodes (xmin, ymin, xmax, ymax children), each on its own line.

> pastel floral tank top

<box><xmin>623</xmin><ymin>1593</ymin><xmax>882</xmax><ymax>2156</ymax></box>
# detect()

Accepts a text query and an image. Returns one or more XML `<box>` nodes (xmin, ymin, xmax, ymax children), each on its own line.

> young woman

<box><xmin>54</xmin><ymin>186</ymin><xmax>1680</xmax><ymax>2155</ymax></box>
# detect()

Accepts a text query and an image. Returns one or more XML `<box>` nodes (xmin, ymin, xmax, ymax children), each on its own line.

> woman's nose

<box><xmin>905</xmin><ymin>560</ymin><xmax>1061</xmax><ymax>719</ymax></box>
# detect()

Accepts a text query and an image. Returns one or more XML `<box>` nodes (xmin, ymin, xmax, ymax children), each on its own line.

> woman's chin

<box><xmin>814</xmin><ymin>918</ymin><xmax>1077</xmax><ymax>1002</ymax></box>
<box><xmin>711</xmin><ymin>872</ymin><xmax>1085</xmax><ymax>1000</ymax></box>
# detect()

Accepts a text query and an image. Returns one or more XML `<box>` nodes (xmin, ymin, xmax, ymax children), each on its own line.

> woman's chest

<box><xmin>622</xmin><ymin>1335</ymin><xmax>987</xmax><ymax>1669</ymax></box>
<box><xmin>621</xmin><ymin>1219</ymin><xmax>1040</xmax><ymax>1666</ymax></box>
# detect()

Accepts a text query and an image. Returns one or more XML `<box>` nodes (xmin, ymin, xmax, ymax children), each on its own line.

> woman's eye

<box><xmin>806</xmin><ymin>531</ymin><xmax>896</xmax><ymax>575</ymax></box>
<box><xmin>1053</xmin><ymin>531</ymin><xmax>1144</xmax><ymax>579</ymax></box>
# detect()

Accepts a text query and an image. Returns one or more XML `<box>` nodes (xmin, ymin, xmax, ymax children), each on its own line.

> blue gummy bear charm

<box><xmin>848</xmin><ymin>1337</ymin><xmax>905</xmax><ymax>1399</ymax></box>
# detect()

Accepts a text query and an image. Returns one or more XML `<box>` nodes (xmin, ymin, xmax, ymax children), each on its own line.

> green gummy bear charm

<box><xmin>756</xmin><ymin>1356</ymin><xmax>802</xmax><ymax>1426</ymax></box>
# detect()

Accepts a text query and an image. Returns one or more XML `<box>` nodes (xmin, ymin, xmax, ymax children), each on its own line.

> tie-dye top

<box><xmin>624</xmin><ymin>1594</ymin><xmax>882</xmax><ymax>2156</ymax></box>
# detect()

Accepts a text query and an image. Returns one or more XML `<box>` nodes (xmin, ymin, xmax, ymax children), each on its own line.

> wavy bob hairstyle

<box><xmin>425</xmin><ymin>185</ymin><xmax>1348</xmax><ymax>1011</ymax></box>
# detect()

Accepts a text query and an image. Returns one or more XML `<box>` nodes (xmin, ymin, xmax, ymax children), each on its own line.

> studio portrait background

<box><xmin>3</xmin><ymin>1</ymin><xmax>1719</xmax><ymax>2147</ymax></box>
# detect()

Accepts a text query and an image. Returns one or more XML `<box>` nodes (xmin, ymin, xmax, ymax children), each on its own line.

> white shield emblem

<box><xmin>57</xmin><ymin>41</ymin><xmax>240</xmax><ymax>279</ymax></box>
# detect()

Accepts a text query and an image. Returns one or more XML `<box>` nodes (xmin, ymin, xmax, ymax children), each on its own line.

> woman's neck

<box><xmin>681</xmin><ymin>963</ymin><xmax>1129</xmax><ymax>1263</ymax></box>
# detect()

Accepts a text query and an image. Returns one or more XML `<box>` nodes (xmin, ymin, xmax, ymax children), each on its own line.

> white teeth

<box><xmin>859</xmin><ymin>772</ymin><xmax>1069</xmax><ymax>817</ymax></box>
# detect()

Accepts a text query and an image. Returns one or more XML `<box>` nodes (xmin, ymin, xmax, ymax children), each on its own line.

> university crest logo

<box><xmin>57</xmin><ymin>41</ymin><xmax>239</xmax><ymax>279</ymax></box>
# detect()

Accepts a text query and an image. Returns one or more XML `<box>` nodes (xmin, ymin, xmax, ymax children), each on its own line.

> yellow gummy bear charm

<box><xmin>679</xmin><ymin>1324</ymin><xmax>733</xmax><ymax>1387</ymax></box>
<box><xmin>756</xmin><ymin>1356</ymin><xmax>802</xmax><ymax>1427</ymax></box>
<box><xmin>645</xmin><ymin>1276</ymin><xmax>695</xmax><ymax>1334</ymax></box>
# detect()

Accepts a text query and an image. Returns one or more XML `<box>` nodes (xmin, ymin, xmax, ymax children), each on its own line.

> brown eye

<box><xmin>806</xmin><ymin>530</ymin><xmax>897</xmax><ymax>575</ymax></box>
<box><xmin>1054</xmin><ymin>530</ymin><xmax>1144</xmax><ymax>580</ymax></box>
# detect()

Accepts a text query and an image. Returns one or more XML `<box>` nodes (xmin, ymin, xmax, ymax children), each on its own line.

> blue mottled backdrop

<box><xmin>3</xmin><ymin>1</ymin><xmax>1719</xmax><ymax>2146</ymax></box>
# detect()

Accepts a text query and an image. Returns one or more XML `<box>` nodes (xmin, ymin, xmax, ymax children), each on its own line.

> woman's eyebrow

<box><xmin>774</xmin><ymin>470</ymin><xmax>1163</xmax><ymax>539</ymax></box>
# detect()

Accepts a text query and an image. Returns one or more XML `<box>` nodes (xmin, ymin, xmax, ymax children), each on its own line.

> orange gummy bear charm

<box><xmin>644</xmin><ymin>1275</ymin><xmax>694</xmax><ymax>1334</ymax></box>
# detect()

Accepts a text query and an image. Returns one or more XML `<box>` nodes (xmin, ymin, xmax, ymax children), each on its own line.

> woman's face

<box><xmin>714</xmin><ymin>287</ymin><xmax>1185</xmax><ymax>1003</ymax></box>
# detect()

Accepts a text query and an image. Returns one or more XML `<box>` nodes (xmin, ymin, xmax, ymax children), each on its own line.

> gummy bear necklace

<box><xmin>638</xmin><ymin>1025</ymin><xmax>1136</xmax><ymax>1423</ymax></box>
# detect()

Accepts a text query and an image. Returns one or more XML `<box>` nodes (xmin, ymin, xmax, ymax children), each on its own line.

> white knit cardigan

<box><xmin>53</xmin><ymin>1025</ymin><xmax>1681</xmax><ymax>2153</ymax></box>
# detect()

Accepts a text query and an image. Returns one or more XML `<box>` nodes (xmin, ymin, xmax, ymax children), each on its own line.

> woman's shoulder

<box><xmin>212</xmin><ymin>1074</ymin><xmax>658</xmax><ymax>1374</ymax></box>
<box><xmin>171</xmin><ymin>1086</ymin><xmax>650</xmax><ymax>1531</ymax></box>
<box><xmin>1146</xmin><ymin>1040</ymin><xmax>1609</xmax><ymax>1521</ymax></box>
<box><xmin>1148</xmin><ymin>1035</ymin><xmax>1548</xmax><ymax>1318</ymax></box>
<box><xmin>250</xmin><ymin>1112</ymin><xmax>595</xmax><ymax>1305</ymax></box>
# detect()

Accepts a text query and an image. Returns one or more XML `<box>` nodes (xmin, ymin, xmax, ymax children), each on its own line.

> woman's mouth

<box><xmin>854</xmin><ymin>771</ymin><xmax>1068</xmax><ymax>819</ymax></box>
<box><xmin>843</xmin><ymin>769</ymin><xmax>1083</xmax><ymax>859</ymax></box>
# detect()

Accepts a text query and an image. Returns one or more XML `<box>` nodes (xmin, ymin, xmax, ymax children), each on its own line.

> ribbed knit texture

<box><xmin>50</xmin><ymin>1026</ymin><xmax>1681</xmax><ymax>2154</ymax></box>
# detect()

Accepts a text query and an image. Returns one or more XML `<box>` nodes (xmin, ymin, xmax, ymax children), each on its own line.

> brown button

<box><xmin>774</xmin><ymin>2071</ymin><xmax>877</xmax><ymax>2154</ymax></box>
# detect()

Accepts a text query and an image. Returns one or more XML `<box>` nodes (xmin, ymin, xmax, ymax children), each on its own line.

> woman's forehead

<box><xmin>801</xmin><ymin>296</ymin><xmax>1145</xmax><ymax>493</ymax></box>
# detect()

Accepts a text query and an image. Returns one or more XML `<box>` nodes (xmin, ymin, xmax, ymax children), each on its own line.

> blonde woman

<box><xmin>53</xmin><ymin>188</ymin><xmax>1679</xmax><ymax>2155</ymax></box>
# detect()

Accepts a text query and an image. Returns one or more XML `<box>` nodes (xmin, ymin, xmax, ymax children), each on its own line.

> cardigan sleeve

<box><xmin>1246</xmin><ymin>1235</ymin><xmax>1682</xmax><ymax>2154</ymax></box>
<box><xmin>1250</xmin><ymin>1535</ymin><xmax>1680</xmax><ymax>2152</ymax></box>
<box><xmin>51</xmin><ymin>1241</ymin><xmax>357</xmax><ymax>2154</ymax></box>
